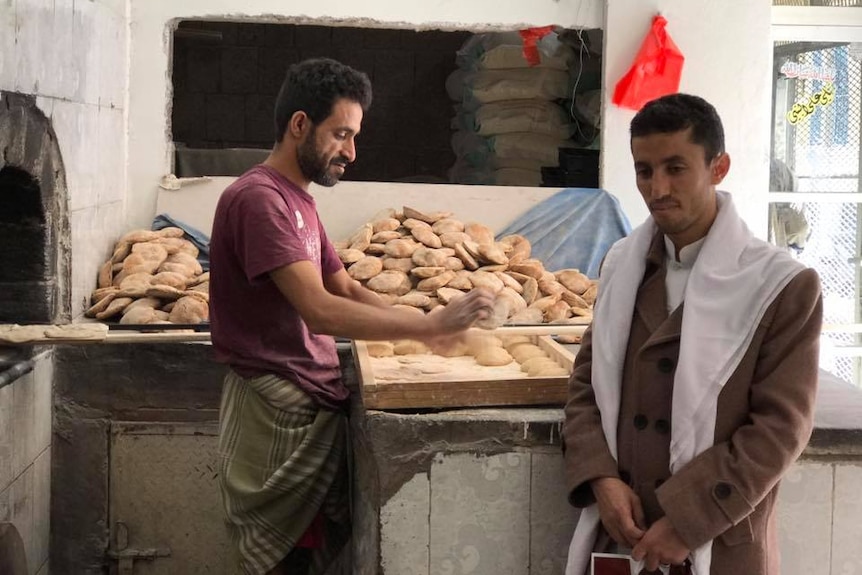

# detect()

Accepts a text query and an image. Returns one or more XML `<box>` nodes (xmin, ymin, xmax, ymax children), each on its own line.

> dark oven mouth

<box><xmin>0</xmin><ymin>91</ymin><xmax>71</xmax><ymax>381</ymax></box>
<box><xmin>0</xmin><ymin>91</ymin><xmax>70</xmax><ymax>327</ymax></box>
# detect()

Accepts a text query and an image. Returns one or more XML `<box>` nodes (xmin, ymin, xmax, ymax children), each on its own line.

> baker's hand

<box><xmin>631</xmin><ymin>517</ymin><xmax>690</xmax><ymax>571</ymax></box>
<box><xmin>591</xmin><ymin>477</ymin><xmax>646</xmax><ymax>548</ymax></box>
<box><xmin>429</xmin><ymin>288</ymin><xmax>495</xmax><ymax>333</ymax></box>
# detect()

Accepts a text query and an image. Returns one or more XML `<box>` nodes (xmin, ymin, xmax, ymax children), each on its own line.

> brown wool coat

<box><xmin>563</xmin><ymin>232</ymin><xmax>822</xmax><ymax>575</ymax></box>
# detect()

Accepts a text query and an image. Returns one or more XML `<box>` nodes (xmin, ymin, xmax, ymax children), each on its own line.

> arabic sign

<box><xmin>787</xmin><ymin>84</ymin><xmax>836</xmax><ymax>125</ymax></box>
<box><xmin>780</xmin><ymin>61</ymin><xmax>836</xmax><ymax>83</ymax></box>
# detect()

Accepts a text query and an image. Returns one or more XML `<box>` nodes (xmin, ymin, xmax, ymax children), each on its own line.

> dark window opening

<box><xmin>170</xmin><ymin>21</ymin><xmax>603</xmax><ymax>187</ymax></box>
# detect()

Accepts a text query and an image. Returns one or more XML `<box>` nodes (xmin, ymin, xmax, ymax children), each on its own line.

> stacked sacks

<box><xmin>446</xmin><ymin>31</ymin><xmax>576</xmax><ymax>186</ymax></box>
<box><xmin>86</xmin><ymin>227</ymin><xmax>209</xmax><ymax>325</ymax></box>
<box><xmin>334</xmin><ymin>206</ymin><xmax>596</xmax><ymax>325</ymax></box>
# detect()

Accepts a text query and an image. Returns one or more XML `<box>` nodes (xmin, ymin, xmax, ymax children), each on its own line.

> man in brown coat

<box><xmin>563</xmin><ymin>94</ymin><xmax>822</xmax><ymax>575</ymax></box>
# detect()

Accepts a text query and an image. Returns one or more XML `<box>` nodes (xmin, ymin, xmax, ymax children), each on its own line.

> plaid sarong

<box><xmin>218</xmin><ymin>370</ymin><xmax>350</xmax><ymax>574</ymax></box>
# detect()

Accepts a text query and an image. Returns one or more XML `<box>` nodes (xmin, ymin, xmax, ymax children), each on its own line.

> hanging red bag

<box><xmin>612</xmin><ymin>15</ymin><xmax>685</xmax><ymax>110</ymax></box>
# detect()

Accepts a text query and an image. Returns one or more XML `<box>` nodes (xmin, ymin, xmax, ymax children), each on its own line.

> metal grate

<box><xmin>773</xmin><ymin>44</ymin><xmax>862</xmax><ymax>385</ymax></box>
<box><xmin>774</xmin><ymin>0</ymin><xmax>862</xmax><ymax>6</ymax></box>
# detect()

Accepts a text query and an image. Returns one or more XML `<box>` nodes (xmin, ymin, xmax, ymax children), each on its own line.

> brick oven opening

<box><xmin>0</xmin><ymin>92</ymin><xmax>71</xmax><ymax>325</ymax></box>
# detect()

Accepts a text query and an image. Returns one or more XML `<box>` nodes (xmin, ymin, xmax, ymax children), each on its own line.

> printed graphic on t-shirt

<box><xmin>301</xmin><ymin>221</ymin><xmax>321</xmax><ymax>267</ymax></box>
<box><xmin>295</xmin><ymin>210</ymin><xmax>305</xmax><ymax>230</ymax></box>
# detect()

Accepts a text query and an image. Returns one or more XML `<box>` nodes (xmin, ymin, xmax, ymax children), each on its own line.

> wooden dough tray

<box><xmin>353</xmin><ymin>334</ymin><xmax>576</xmax><ymax>410</ymax></box>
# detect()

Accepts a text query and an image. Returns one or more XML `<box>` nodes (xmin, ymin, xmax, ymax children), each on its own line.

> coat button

<box><xmin>654</xmin><ymin>419</ymin><xmax>670</xmax><ymax>434</ymax></box>
<box><xmin>634</xmin><ymin>414</ymin><xmax>648</xmax><ymax>430</ymax></box>
<box><xmin>657</xmin><ymin>357</ymin><xmax>675</xmax><ymax>373</ymax></box>
<box><xmin>714</xmin><ymin>482</ymin><xmax>732</xmax><ymax>500</ymax></box>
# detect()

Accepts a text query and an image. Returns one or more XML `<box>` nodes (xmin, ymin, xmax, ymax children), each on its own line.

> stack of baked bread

<box><xmin>336</xmin><ymin>205</ymin><xmax>596</xmax><ymax>327</ymax></box>
<box><xmin>85</xmin><ymin>227</ymin><xmax>209</xmax><ymax>325</ymax></box>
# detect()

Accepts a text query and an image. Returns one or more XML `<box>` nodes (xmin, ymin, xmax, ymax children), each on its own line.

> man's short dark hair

<box><xmin>274</xmin><ymin>58</ymin><xmax>372</xmax><ymax>142</ymax></box>
<box><xmin>630</xmin><ymin>93</ymin><xmax>725</xmax><ymax>163</ymax></box>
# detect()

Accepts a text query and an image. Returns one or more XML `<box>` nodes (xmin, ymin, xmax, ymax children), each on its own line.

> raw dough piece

<box><xmin>509</xmin><ymin>344</ymin><xmax>546</xmax><ymax>363</ymax></box>
<box><xmin>0</xmin><ymin>324</ymin><xmax>46</xmax><ymax>343</ymax></box>
<box><xmin>528</xmin><ymin>364</ymin><xmax>569</xmax><ymax>377</ymax></box>
<box><xmin>434</xmin><ymin>340</ymin><xmax>470</xmax><ymax>357</ymax></box>
<box><xmin>475</xmin><ymin>346</ymin><xmax>513</xmax><ymax>366</ymax></box>
<box><xmin>367</xmin><ymin>341</ymin><xmax>395</xmax><ymax>357</ymax></box>
<box><xmin>393</xmin><ymin>340</ymin><xmax>429</xmax><ymax>355</ymax></box>
<box><xmin>43</xmin><ymin>323</ymin><xmax>109</xmax><ymax>341</ymax></box>
<box><xmin>501</xmin><ymin>335</ymin><xmax>532</xmax><ymax>349</ymax></box>
<box><xmin>519</xmin><ymin>356</ymin><xmax>559</xmax><ymax>374</ymax></box>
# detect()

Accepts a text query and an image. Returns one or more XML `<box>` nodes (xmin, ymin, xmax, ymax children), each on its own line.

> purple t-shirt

<box><xmin>209</xmin><ymin>164</ymin><xmax>347</xmax><ymax>409</ymax></box>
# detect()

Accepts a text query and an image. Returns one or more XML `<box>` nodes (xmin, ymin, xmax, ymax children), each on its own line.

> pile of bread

<box><xmin>85</xmin><ymin>227</ymin><xmax>209</xmax><ymax>325</ymax></box>
<box><xmin>335</xmin><ymin>205</ymin><xmax>596</xmax><ymax>326</ymax></box>
<box><xmin>85</xmin><ymin>205</ymin><xmax>595</xmax><ymax>328</ymax></box>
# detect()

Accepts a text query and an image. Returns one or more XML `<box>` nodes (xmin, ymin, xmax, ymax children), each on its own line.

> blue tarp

<box><xmin>496</xmin><ymin>188</ymin><xmax>631</xmax><ymax>278</ymax></box>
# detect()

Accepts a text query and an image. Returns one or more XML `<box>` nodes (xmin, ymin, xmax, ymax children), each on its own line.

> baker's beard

<box><xmin>297</xmin><ymin>135</ymin><xmax>348</xmax><ymax>187</ymax></box>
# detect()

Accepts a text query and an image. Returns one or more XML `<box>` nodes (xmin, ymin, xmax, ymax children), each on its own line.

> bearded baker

<box><xmin>562</xmin><ymin>93</ymin><xmax>822</xmax><ymax>575</ymax></box>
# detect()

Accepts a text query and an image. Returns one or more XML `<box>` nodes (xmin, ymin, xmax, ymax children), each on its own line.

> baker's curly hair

<box><xmin>274</xmin><ymin>58</ymin><xmax>372</xmax><ymax>142</ymax></box>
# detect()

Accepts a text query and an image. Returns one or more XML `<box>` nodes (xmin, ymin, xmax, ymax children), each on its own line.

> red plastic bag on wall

<box><xmin>612</xmin><ymin>15</ymin><xmax>684</xmax><ymax>110</ymax></box>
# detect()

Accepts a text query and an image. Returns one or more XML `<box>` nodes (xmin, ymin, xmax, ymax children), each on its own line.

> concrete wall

<box><xmin>0</xmin><ymin>354</ymin><xmax>53</xmax><ymax>575</ymax></box>
<box><xmin>0</xmin><ymin>0</ymin><xmax>129</xmax><ymax>319</ymax></box>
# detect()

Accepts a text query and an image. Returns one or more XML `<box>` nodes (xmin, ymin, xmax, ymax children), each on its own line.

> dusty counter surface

<box><xmin>44</xmin><ymin>341</ymin><xmax>862</xmax><ymax>574</ymax></box>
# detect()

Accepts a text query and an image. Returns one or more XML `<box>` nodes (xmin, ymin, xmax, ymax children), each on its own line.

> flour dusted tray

<box><xmin>353</xmin><ymin>329</ymin><xmax>578</xmax><ymax>410</ymax></box>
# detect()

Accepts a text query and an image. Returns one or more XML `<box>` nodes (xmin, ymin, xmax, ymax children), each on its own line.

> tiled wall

<box><xmin>778</xmin><ymin>462</ymin><xmax>862</xmax><ymax>574</ymax></box>
<box><xmin>171</xmin><ymin>22</ymin><xmax>470</xmax><ymax>182</ymax></box>
<box><xmin>379</xmin><ymin>455</ymin><xmax>862</xmax><ymax>575</ymax></box>
<box><xmin>0</xmin><ymin>355</ymin><xmax>53</xmax><ymax>575</ymax></box>
<box><xmin>0</xmin><ymin>0</ymin><xmax>129</xmax><ymax>319</ymax></box>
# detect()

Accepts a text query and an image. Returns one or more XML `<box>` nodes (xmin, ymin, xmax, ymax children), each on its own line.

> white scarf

<box><xmin>565</xmin><ymin>191</ymin><xmax>805</xmax><ymax>575</ymax></box>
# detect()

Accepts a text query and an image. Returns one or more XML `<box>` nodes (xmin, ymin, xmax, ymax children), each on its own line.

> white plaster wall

<box><xmin>125</xmin><ymin>0</ymin><xmax>603</xmax><ymax>231</ymax></box>
<box><xmin>601</xmin><ymin>0</ymin><xmax>773</xmax><ymax>233</ymax></box>
<box><xmin>0</xmin><ymin>0</ymin><xmax>129</xmax><ymax>318</ymax></box>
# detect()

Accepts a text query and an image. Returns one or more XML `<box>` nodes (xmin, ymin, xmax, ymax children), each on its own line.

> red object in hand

<box><xmin>519</xmin><ymin>26</ymin><xmax>556</xmax><ymax>66</ymax></box>
<box><xmin>612</xmin><ymin>15</ymin><xmax>685</xmax><ymax>110</ymax></box>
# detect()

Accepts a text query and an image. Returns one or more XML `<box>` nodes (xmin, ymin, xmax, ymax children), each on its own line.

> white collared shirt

<box><xmin>664</xmin><ymin>235</ymin><xmax>706</xmax><ymax>313</ymax></box>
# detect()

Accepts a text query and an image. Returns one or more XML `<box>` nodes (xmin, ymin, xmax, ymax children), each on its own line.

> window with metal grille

<box><xmin>770</xmin><ymin>23</ymin><xmax>862</xmax><ymax>387</ymax></box>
